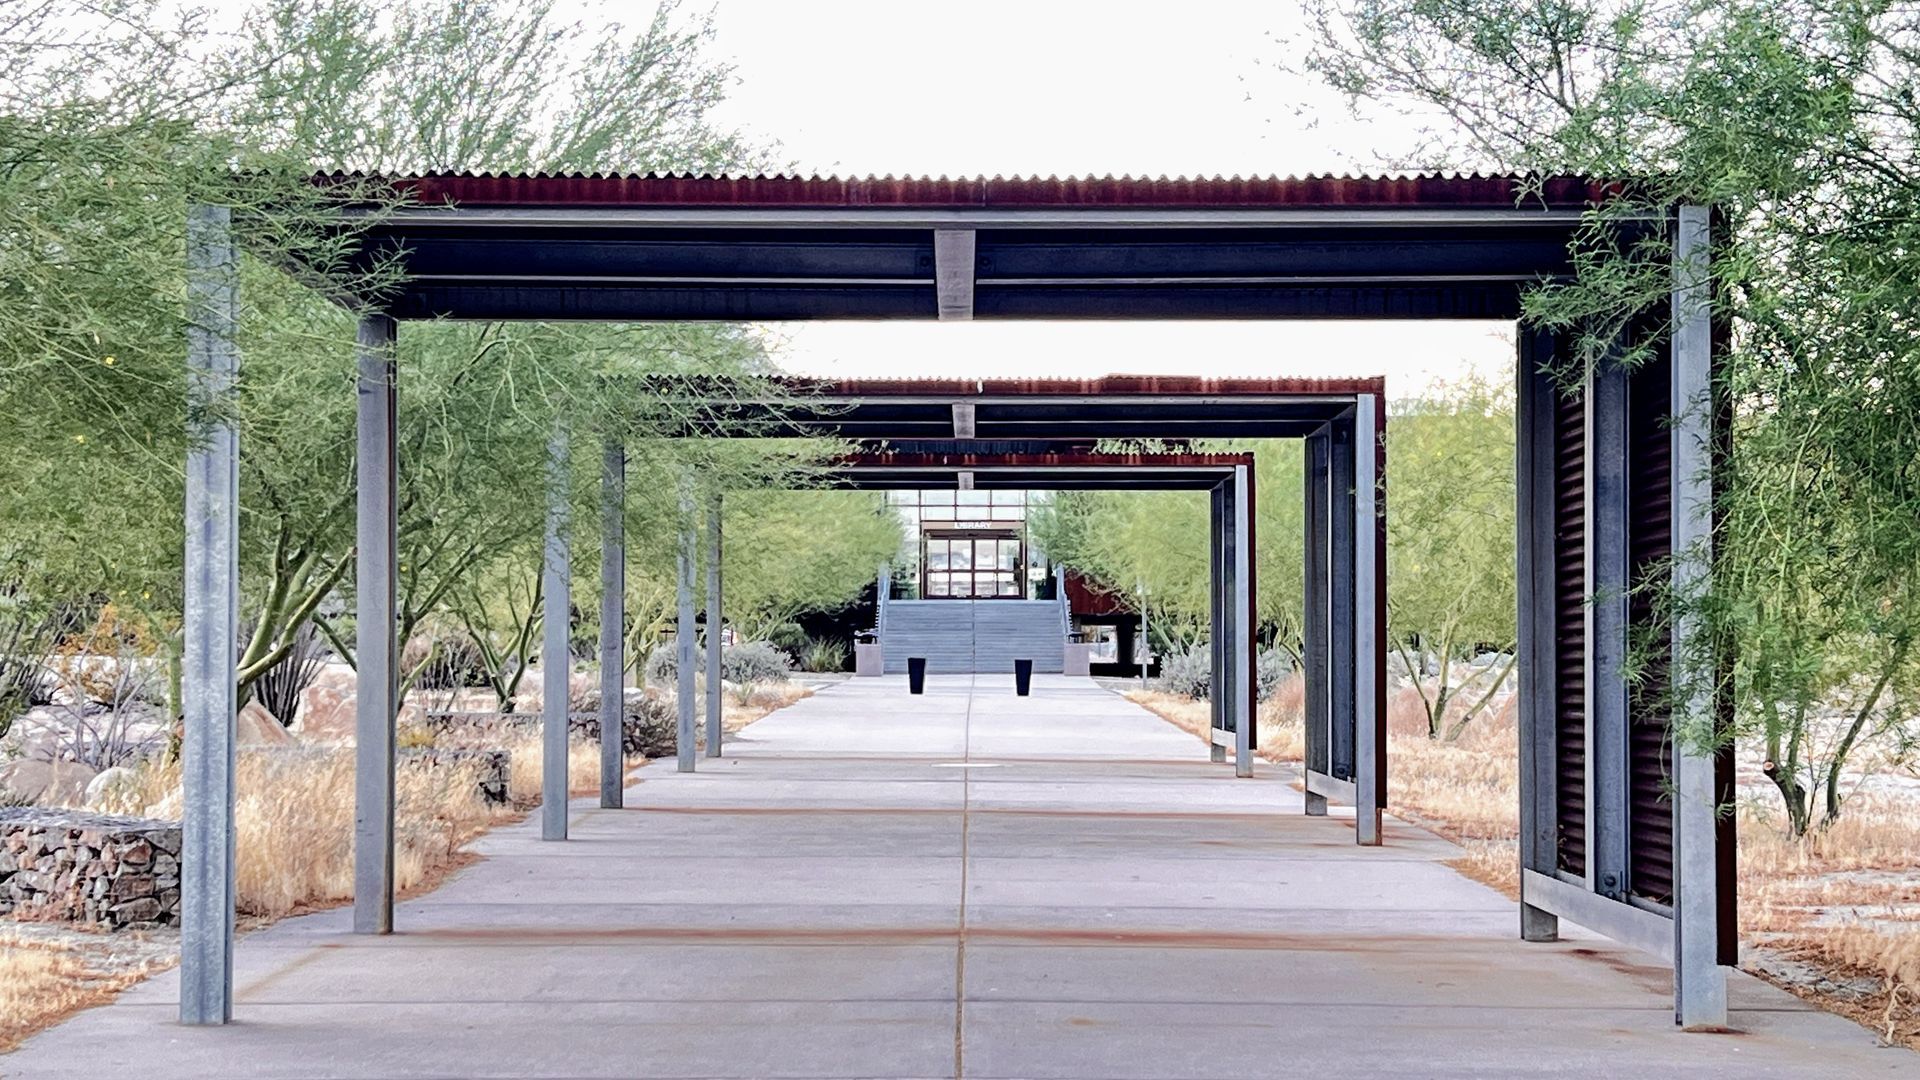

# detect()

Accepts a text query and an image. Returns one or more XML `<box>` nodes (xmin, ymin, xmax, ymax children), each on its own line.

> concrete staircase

<box><xmin>882</xmin><ymin>600</ymin><xmax>1065</xmax><ymax>674</ymax></box>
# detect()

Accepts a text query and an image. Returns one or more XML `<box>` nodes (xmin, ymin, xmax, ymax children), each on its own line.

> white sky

<box><xmin>704</xmin><ymin>0</ymin><xmax>1511</xmax><ymax>396</ymax></box>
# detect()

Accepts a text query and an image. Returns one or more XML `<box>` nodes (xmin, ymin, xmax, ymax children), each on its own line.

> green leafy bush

<box><xmin>800</xmin><ymin>637</ymin><xmax>849</xmax><ymax>673</ymax></box>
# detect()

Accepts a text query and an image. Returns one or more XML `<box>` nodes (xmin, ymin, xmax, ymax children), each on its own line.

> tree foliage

<box><xmin>1292</xmin><ymin>0</ymin><xmax>1920</xmax><ymax>830</ymax></box>
<box><xmin>1386</xmin><ymin>381</ymin><xmax>1517</xmax><ymax>739</ymax></box>
<box><xmin>1029</xmin><ymin>441</ymin><xmax>1305</xmax><ymax>656</ymax></box>
<box><xmin>0</xmin><ymin>0</ymin><xmax>882</xmax><ymax>726</ymax></box>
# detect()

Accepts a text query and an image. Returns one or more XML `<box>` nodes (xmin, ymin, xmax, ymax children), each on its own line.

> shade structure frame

<box><xmin>1511</xmin><ymin>205</ymin><xmax>1731</xmax><ymax>1030</ymax></box>
<box><xmin>179</xmin><ymin>177</ymin><xmax>1726</xmax><ymax>1031</ymax></box>
<box><xmin>351</xmin><ymin>313</ymin><xmax>400</xmax><ymax>925</ymax></box>
<box><xmin>1298</xmin><ymin>406</ymin><xmax>1386</xmax><ymax>843</ymax></box>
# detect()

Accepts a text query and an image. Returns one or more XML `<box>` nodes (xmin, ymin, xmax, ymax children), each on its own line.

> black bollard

<box><xmin>908</xmin><ymin>656</ymin><xmax>927</xmax><ymax>694</ymax></box>
<box><xmin>1014</xmin><ymin>658</ymin><xmax>1033</xmax><ymax>696</ymax></box>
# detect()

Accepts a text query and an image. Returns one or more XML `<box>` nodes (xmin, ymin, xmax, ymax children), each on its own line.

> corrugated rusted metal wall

<box><xmin>1552</xmin><ymin>386</ymin><xmax>1588</xmax><ymax>877</ymax></box>
<box><xmin>1628</xmin><ymin>353</ymin><xmax>1676</xmax><ymax>905</ymax></box>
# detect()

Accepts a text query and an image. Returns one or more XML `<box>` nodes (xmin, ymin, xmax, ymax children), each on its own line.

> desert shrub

<box><xmin>253</xmin><ymin>623</ymin><xmax>324</xmax><ymax>726</ymax></box>
<box><xmin>403</xmin><ymin>624</ymin><xmax>488</xmax><ymax>691</ymax></box>
<box><xmin>800</xmin><ymin>637</ymin><xmax>848</xmax><ymax>673</ymax></box>
<box><xmin>723</xmin><ymin>641</ymin><xmax>791</xmax><ymax>684</ymax></box>
<box><xmin>1256</xmin><ymin>649</ymin><xmax>1293</xmax><ymax>701</ymax></box>
<box><xmin>1155</xmin><ymin>646</ymin><xmax>1212</xmax><ymax>700</ymax></box>
<box><xmin>643</xmin><ymin>642</ymin><xmax>680</xmax><ymax>687</ymax></box>
<box><xmin>646</xmin><ymin>640</ymin><xmax>792</xmax><ymax>687</ymax></box>
<box><xmin>1153</xmin><ymin>646</ymin><xmax>1294</xmax><ymax>703</ymax></box>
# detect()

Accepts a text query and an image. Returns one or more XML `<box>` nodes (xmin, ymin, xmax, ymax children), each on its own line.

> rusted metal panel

<box><xmin>779</xmin><ymin>374</ymin><xmax>1389</xmax><ymax>398</ymax></box>
<box><xmin>839</xmin><ymin>450</ymin><xmax>1253</xmax><ymax>469</ymax></box>
<box><xmin>320</xmin><ymin>171</ymin><xmax>1621</xmax><ymax>210</ymax></box>
<box><xmin>1628</xmin><ymin>352</ymin><xmax>1676</xmax><ymax>905</ymax></box>
<box><xmin>1553</xmin><ymin>382</ymin><xmax>1588</xmax><ymax>878</ymax></box>
<box><xmin>1064</xmin><ymin>569</ymin><xmax>1133</xmax><ymax>617</ymax></box>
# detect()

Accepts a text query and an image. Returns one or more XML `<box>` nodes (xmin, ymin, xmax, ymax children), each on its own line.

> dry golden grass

<box><xmin>503</xmin><ymin>736</ymin><xmax>617</xmax><ymax>806</ymax></box>
<box><xmin>1125</xmin><ymin>676</ymin><xmax>1305</xmax><ymax>763</ymax></box>
<box><xmin>103</xmin><ymin>749</ymin><xmax>505</xmax><ymax>919</ymax></box>
<box><xmin>722</xmin><ymin>681</ymin><xmax>813</xmax><ymax>733</ymax></box>
<box><xmin>0</xmin><ymin>933</ymin><xmax>165</xmax><ymax>1052</ymax></box>
<box><xmin>1738</xmin><ymin>795</ymin><xmax>1920</xmax><ymax>1048</ymax></box>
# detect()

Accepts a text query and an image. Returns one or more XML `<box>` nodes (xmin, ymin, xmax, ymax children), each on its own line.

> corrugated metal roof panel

<box><xmin>318</xmin><ymin>170</ymin><xmax>1618</xmax><ymax>209</ymax></box>
<box><xmin>777</xmin><ymin>374</ymin><xmax>1387</xmax><ymax>397</ymax></box>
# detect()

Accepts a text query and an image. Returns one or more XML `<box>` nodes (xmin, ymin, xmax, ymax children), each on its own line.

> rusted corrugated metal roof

<box><xmin>777</xmin><ymin>374</ymin><xmax>1387</xmax><ymax>398</ymax></box>
<box><xmin>318</xmin><ymin>170</ymin><xmax>1617</xmax><ymax>209</ymax></box>
<box><xmin>839</xmin><ymin>450</ymin><xmax>1254</xmax><ymax>468</ymax></box>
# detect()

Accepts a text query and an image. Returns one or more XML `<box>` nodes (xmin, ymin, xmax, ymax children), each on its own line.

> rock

<box><xmin>237</xmin><ymin>701</ymin><xmax>294</xmax><ymax>746</ymax></box>
<box><xmin>84</xmin><ymin>766</ymin><xmax>139</xmax><ymax>808</ymax></box>
<box><xmin>0</xmin><ymin>758</ymin><xmax>100</xmax><ymax>807</ymax></box>
<box><xmin>294</xmin><ymin>684</ymin><xmax>354</xmax><ymax>743</ymax></box>
<box><xmin>108</xmin><ymin>896</ymin><xmax>162</xmax><ymax>925</ymax></box>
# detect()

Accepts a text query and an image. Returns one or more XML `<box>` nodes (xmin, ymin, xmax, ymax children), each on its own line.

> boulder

<box><xmin>84</xmin><ymin>766</ymin><xmax>139</xmax><ymax>808</ymax></box>
<box><xmin>236</xmin><ymin>701</ymin><xmax>294</xmax><ymax>747</ymax></box>
<box><xmin>0</xmin><ymin>758</ymin><xmax>100</xmax><ymax>807</ymax></box>
<box><xmin>294</xmin><ymin>683</ymin><xmax>355</xmax><ymax>743</ymax></box>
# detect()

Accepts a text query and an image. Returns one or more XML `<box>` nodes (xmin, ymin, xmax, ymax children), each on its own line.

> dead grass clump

<box><xmin>1126</xmin><ymin>689</ymin><xmax>1211</xmax><ymax>745</ymax></box>
<box><xmin>1386</xmin><ymin>691</ymin><xmax>1518</xmax><ymax>844</ymax></box>
<box><xmin>1125</xmin><ymin>674</ymin><xmax>1306</xmax><ymax>764</ymax></box>
<box><xmin>1446</xmin><ymin>838</ymin><xmax>1521</xmax><ymax>900</ymax></box>
<box><xmin>722</xmin><ymin>681</ymin><xmax>812</xmax><ymax>733</ymax></box>
<box><xmin>503</xmin><ymin>736</ymin><xmax>610</xmax><ymax>806</ymax></box>
<box><xmin>105</xmin><ymin>748</ymin><xmax>502</xmax><ymax>919</ymax></box>
<box><xmin>1737</xmin><ymin>794</ymin><xmax>1920</xmax><ymax>1049</ymax></box>
<box><xmin>0</xmin><ymin>934</ymin><xmax>162</xmax><ymax>1052</ymax></box>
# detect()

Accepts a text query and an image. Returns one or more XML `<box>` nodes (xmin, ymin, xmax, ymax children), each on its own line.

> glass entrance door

<box><xmin>923</xmin><ymin>531</ymin><xmax>1023</xmax><ymax>598</ymax></box>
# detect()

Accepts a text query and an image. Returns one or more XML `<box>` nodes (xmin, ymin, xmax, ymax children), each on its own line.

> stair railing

<box><xmin>1054</xmin><ymin>566</ymin><xmax>1071</xmax><ymax>642</ymax></box>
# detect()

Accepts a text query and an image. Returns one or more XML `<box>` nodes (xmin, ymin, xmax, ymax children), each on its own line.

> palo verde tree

<box><xmin>1290</xmin><ymin>0</ymin><xmax>1920</xmax><ymax>832</ymax></box>
<box><xmin>1028</xmin><ymin>440</ymin><xmax>1306</xmax><ymax>659</ymax></box>
<box><xmin>1385</xmin><ymin>380</ymin><xmax>1517</xmax><ymax>740</ymax></box>
<box><xmin>0</xmin><ymin>0</ymin><xmax>807</xmax><ymax>723</ymax></box>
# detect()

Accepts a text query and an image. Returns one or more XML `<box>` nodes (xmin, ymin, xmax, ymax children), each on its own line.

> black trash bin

<box><xmin>1014</xmin><ymin>658</ymin><xmax>1033</xmax><ymax>696</ymax></box>
<box><xmin>908</xmin><ymin>656</ymin><xmax>927</xmax><ymax>694</ymax></box>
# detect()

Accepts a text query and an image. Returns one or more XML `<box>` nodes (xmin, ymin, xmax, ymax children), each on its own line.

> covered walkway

<box><xmin>8</xmin><ymin>678</ymin><xmax>1901</xmax><ymax>1078</ymax></box>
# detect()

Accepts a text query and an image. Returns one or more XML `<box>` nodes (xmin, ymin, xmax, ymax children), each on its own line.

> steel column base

<box><xmin>1521</xmin><ymin>902</ymin><xmax>1559</xmax><ymax>942</ymax></box>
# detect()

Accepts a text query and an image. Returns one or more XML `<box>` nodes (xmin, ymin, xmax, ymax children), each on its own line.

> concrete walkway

<box><xmin>7</xmin><ymin>675</ymin><xmax>1913</xmax><ymax>1078</ymax></box>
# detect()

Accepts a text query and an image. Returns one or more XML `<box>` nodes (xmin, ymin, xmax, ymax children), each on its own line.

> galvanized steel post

<box><xmin>1231</xmin><ymin>462</ymin><xmax>1255</xmax><ymax>779</ymax></box>
<box><xmin>1515</xmin><ymin>333</ymin><xmax>1562</xmax><ymax>942</ymax></box>
<box><xmin>1208</xmin><ymin>485</ymin><xmax>1228</xmax><ymax>764</ymax></box>
<box><xmin>541</xmin><ymin>427</ymin><xmax>571</xmax><ymax>840</ymax></box>
<box><xmin>181</xmin><ymin>204</ymin><xmax>239</xmax><ymax>1024</ymax></box>
<box><xmin>1302</xmin><ymin>430</ymin><xmax>1330</xmax><ymax>816</ymax></box>
<box><xmin>599</xmin><ymin>440</ymin><xmax>625</xmax><ymax>809</ymax></box>
<box><xmin>676</xmin><ymin>473</ymin><xmax>698</xmax><ymax>772</ymax></box>
<box><xmin>1671</xmin><ymin>204</ymin><xmax>1728</xmax><ymax>1028</ymax></box>
<box><xmin>352</xmin><ymin>312</ymin><xmax>399</xmax><ymax>932</ymax></box>
<box><xmin>705</xmin><ymin>492</ymin><xmax>724</xmax><ymax>758</ymax></box>
<box><xmin>1353</xmin><ymin>396</ymin><xmax>1382</xmax><ymax>844</ymax></box>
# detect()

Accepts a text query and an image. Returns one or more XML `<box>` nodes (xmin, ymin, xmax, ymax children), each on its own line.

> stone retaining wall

<box><xmin>425</xmin><ymin>698</ymin><xmax>674</xmax><ymax>759</ymax></box>
<box><xmin>0</xmin><ymin>807</ymin><xmax>181</xmax><ymax>929</ymax></box>
<box><xmin>400</xmin><ymin>747</ymin><xmax>510</xmax><ymax>805</ymax></box>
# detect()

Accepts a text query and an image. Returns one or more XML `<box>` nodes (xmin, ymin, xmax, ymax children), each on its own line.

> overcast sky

<box><xmin>703</xmin><ymin>0</ymin><xmax>1510</xmax><ymax>396</ymax></box>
